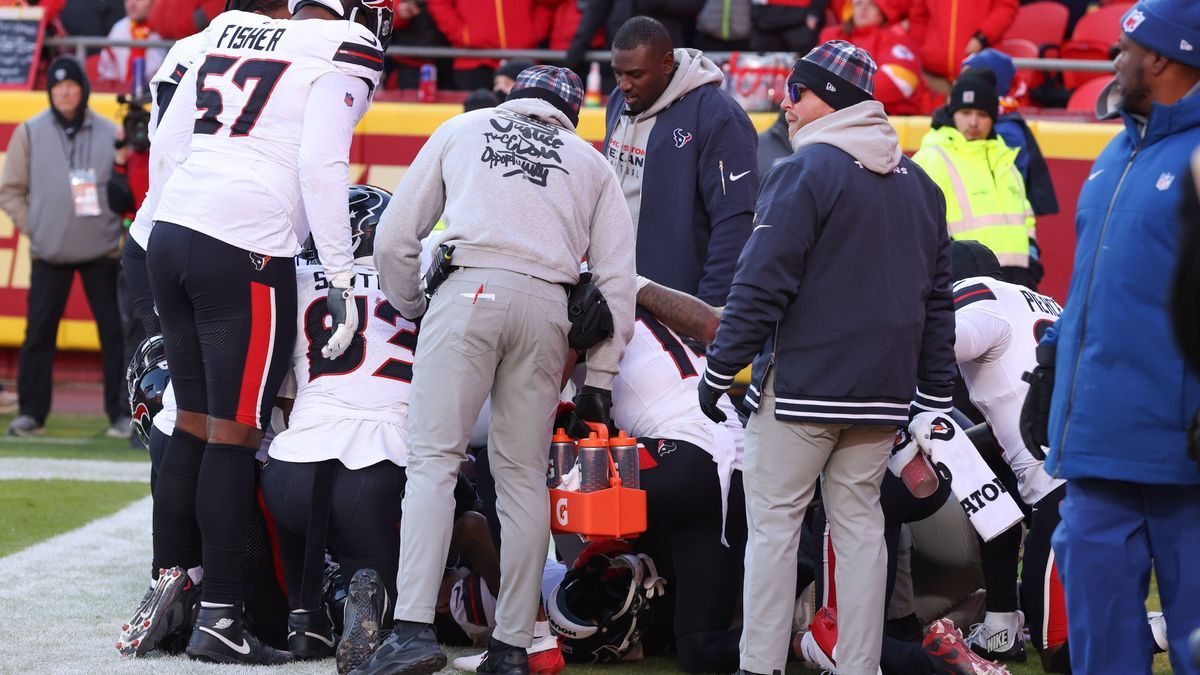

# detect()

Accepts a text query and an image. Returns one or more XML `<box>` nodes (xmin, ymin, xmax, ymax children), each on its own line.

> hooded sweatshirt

<box><xmin>706</xmin><ymin>101</ymin><xmax>957</xmax><ymax>424</ymax></box>
<box><xmin>603</xmin><ymin>48</ymin><xmax>759</xmax><ymax>305</ymax></box>
<box><xmin>0</xmin><ymin>57</ymin><xmax>121</xmax><ymax>265</ymax></box>
<box><xmin>374</xmin><ymin>97</ymin><xmax>636</xmax><ymax>389</ymax></box>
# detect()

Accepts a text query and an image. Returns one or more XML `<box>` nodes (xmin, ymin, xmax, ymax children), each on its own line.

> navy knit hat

<box><xmin>788</xmin><ymin>40</ymin><xmax>876</xmax><ymax>110</ymax></box>
<box><xmin>947</xmin><ymin>68</ymin><xmax>1000</xmax><ymax>121</ymax></box>
<box><xmin>506</xmin><ymin>65</ymin><xmax>585</xmax><ymax>127</ymax></box>
<box><xmin>1121</xmin><ymin>0</ymin><xmax>1200</xmax><ymax>69</ymax></box>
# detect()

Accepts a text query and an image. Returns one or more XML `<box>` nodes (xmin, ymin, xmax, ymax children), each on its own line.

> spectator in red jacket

<box><xmin>426</xmin><ymin>0</ymin><xmax>550</xmax><ymax>90</ymax></box>
<box><xmin>818</xmin><ymin>0</ymin><xmax>928</xmax><ymax>115</ymax></box>
<box><xmin>146</xmin><ymin>0</ymin><xmax>222</xmax><ymax>39</ymax></box>
<box><xmin>907</xmin><ymin>0</ymin><xmax>1016</xmax><ymax>88</ymax></box>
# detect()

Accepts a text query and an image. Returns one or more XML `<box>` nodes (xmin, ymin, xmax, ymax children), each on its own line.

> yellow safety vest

<box><xmin>912</xmin><ymin>126</ymin><xmax>1036</xmax><ymax>268</ymax></box>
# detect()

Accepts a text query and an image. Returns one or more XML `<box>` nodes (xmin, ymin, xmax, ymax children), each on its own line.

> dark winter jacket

<box><xmin>603</xmin><ymin>49</ymin><xmax>758</xmax><ymax>305</ymax></box>
<box><xmin>706</xmin><ymin>101</ymin><xmax>956</xmax><ymax>425</ymax></box>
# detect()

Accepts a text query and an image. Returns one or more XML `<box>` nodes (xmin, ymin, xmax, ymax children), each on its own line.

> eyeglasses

<box><xmin>787</xmin><ymin>83</ymin><xmax>808</xmax><ymax>104</ymax></box>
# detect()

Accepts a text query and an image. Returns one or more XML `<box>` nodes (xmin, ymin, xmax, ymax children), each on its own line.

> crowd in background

<box><xmin>4</xmin><ymin>0</ymin><xmax>1128</xmax><ymax>115</ymax></box>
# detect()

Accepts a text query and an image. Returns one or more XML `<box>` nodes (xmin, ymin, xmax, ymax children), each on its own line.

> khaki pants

<box><xmin>739</xmin><ymin>375</ymin><xmax>892</xmax><ymax>675</ymax></box>
<box><xmin>392</xmin><ymin>268</ymin><xmax>570</xmax><ymax>648</ymax></box>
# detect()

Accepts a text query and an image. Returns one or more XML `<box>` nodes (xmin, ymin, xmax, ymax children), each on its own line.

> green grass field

<box><xmin>0</xmin><ymin>414</ymin><xmax>1177</xmax><ymax>674</ymax></box>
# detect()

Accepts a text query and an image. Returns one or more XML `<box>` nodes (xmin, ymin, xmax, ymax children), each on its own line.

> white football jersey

<box><xmin>269</xmin><ymin>263</ymin><xmax>417</xmax><ymax>469</ymax></box>
<box><xmin>129</xmin><ymin>31</ymin><xmax>207</xmax><ymax>249</ymax></box>
<box><xmin>954</xmin><ymin>276</ymin><xmax>1065</xmax><ymax>503</ymax></box>
<box><xmin>154</xmin><ymin>11</ymin><xmax>383</xmax><ymax>263</ymax></box>
<box><xmin>612</xmin><ymin>308</ymin><xmax>743</xmax><ymax>469</ymax></box>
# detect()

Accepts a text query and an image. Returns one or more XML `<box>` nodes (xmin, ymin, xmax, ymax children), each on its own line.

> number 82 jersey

<box><xmin>269</xmin><ymin>263</ymin><xmax>417</xmax><ymax>469</ymax></box>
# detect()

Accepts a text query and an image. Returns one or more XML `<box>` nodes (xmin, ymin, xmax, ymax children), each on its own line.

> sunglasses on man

<box><xmin>787</xmin><ymin>83</ymin><xmax>808</xmax><ymax>104</ymax></box>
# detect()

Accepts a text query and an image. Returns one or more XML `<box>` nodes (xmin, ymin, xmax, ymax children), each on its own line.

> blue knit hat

<box><xmin>788</xmin><ymin>40</ymin><xmax>877</xmax><ymax>110</ymax></box>
<box><xmin>963</xmin><ymin>48</ymin><xmax>1016</xmax><ymax>96</ymax></box>
<box><xmin>507</xmin><ymin>65</ymin><xmax>585</xmax><ymax>127</ymax></box>
<box><xmin>1121</xmin><ymin>0</ymin><xmax>1200</xmax><ymax>69</ymax></box>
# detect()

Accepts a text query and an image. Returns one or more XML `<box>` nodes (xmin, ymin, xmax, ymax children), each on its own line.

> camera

<box><xmin>115</xmin><ymin>93</ymin><xmax>152</xmax><ymax>153</ymax></box>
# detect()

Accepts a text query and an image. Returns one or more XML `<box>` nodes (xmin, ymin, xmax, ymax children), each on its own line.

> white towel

<box><xmin>909</xmin><ymin>412</ymin><xmax>1024</xmax><ymax>542</ymax></box>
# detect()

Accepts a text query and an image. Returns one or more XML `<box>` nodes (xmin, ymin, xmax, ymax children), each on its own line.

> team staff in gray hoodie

<box><xmin>0</xmin><ymin>56</ymin><xmax>128</xmax><ymax>438</ymax></box>
<box><xmin>699</xmin><ymin>42</ymin><xmax>955</xmax><ymax>675</ymax></box>
<box><xmin>364</xmin><ymin>66</ymin><xmax>635</xmax><ymax>675</ymax></box>
<box><xmin>605</xmin><ymin>16</ymin><xmax>758</xmax><ymax>306</ymax></box>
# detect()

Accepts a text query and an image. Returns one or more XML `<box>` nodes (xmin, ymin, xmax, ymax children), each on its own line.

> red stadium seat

<box><xmin>1069</xmin><ymin>3</ymin><xmax>1132</xmax><ymax>43</ymax></box>
<box><xmin>1003</xmin><ymin>2</ymin><xmax>1069</xmax><ymax>49</ymax></box>
<box><xmin>1066</xmin><ymin>75</ymin><xmax>1113</xmax><ymax>112</ymax></box>
<box><xmin>994</xmin><ymin>38</ymin><xmax>1042</xmax><ymax>97</ymax></box>
<box><xmin>1060</xmin><ymin>4</ymin><xmax>1129</xmax><ymax>89</ymax></box>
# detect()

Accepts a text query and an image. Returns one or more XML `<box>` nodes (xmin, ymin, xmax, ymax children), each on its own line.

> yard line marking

<box><xmin>0</xmin><ymin>457</ymin><xmax>151</xmax><ymax>483</ymax></box>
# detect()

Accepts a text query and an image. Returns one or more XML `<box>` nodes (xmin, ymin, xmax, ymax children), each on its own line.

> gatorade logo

<box><xmin>556</xmin><ymin>497</ymin><xmax>569</xmax><ymax>526</ymax></box>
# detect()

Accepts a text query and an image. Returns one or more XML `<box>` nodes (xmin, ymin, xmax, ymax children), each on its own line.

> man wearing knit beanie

<box><xmin>364</xmin><ymin>63</ymin><xmax>636</xmax><ymax>675</ymax></box>
<box><xmin>702</xmin><ymin>39</ymin><xmax>957</xmax><ymax>675</ymax></box>
<box><xmin>945</xmin><ymin>68</ymin><xmax>1000</xmax><ymax>140</ymax></box>
<box><xmin>1018</xmin><ymin>1</ymin><xmax>1200</xmax><ymax>674</ymax></box>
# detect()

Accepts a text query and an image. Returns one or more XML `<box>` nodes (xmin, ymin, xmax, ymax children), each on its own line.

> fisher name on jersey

<box><xmin>953</xmin><ymin>276</ymin><xmax>1064</xmax><ymax>504</ymax></box>
<box><xmin>269</xmin><ymin>263</ymin><xmax>417</xmax><ymax>469</ymax></box>
<box><xmin>153</xmin><ymin>10</ymin><xmax>383</xmax><ymax>261</ymax></box>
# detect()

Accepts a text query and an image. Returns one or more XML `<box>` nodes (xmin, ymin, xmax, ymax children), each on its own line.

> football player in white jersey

<box><xmin>138</xmin><ymin>0</ymin><xmax>392</xmax><ymax>664</ymax></box>
<box><xmin>949</xmin><ymin>241</ymin><xmax>1065</xmax><ymax>667</ymax></box>
<box><xmin>603</xmin><ymin>301</ymin><xmax>747</xmax><ymax>673</ymax></box>
<box><xmin>260</xmin><ymin>186</ymin><xmax>416</xmax><ymax>671</ymax></box>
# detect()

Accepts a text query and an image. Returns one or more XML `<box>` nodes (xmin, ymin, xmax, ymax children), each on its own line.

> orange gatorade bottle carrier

<box><xmin>549</xmin><ymin>422</ymin><xmax>647</xmax><ymax>539</ymax></box>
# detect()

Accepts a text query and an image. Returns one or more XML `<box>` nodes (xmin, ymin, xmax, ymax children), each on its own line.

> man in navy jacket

<box><xmin>698</xmin><ymin>41</ymin><xmax>955</xmax><ymax>675</ymax></box>
<box><xmin>605</xmin><ymin>16</ymin><xmax>758</xmax><ymax>306</ymax></box>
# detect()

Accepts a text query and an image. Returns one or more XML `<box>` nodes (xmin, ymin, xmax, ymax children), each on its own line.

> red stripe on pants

<box><xmin>1046</xmin><ymin>552</ymin><xmax>1069</xmax><ymax>648</ymax></box>
<box><xmin>824</xmin><ymin>522</ymin><xmax>837</xmax><ymax>609</ymax></box>
<box><xmin>236</xmin><ymin>282</ymin><xmax>273</xmax><ymax>427</ymax></box>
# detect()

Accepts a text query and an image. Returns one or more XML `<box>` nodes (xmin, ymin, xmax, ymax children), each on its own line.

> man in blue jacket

<box><xmin>1019</xmin><ymin>1</ymin><xmax>1200</xmax><ymax>672</ymax></box>
<box><xmin>605</xmin><ymin>16</ymin><xmax>758</xmax><ymax>305</ymax></box>
<box><xmin>697</xmin><ymin>41</ymin><xmax>955</xmax><ymax>675</ymax></box>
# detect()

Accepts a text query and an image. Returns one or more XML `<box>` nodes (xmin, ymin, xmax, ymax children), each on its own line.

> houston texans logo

<box><xmin>133</xmin><ymin>402</ymin><xmax>149</xmax><ymax>421</ymax></box>
<box><xmin>249</xmin><ymin>252</ymin><xmax>271</xmax><ymax>271</ymax></box>
<box><xmin>673</xmin><ymin>128</ymin><xmax>692</xmax><ymax>148</ymax></box>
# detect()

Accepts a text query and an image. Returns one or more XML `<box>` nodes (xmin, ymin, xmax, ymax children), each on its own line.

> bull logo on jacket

<box><xmin>673</xmin><ymin>128</ymin><xmax>693</xmax><ymax>148</ymax></box>
<box><xmin>929</xmin><ymin>416</ymin><xmax>956</xmax><ymax>441</ymax></box>
<box><xmin>249</xmin><ymin>252</ymin><xmax>271</xmax><ymax>271</ymax></box>
<box><xmin>480</xmin><ymin>111</ymin><xmax>569</xmax><ymax>187</ymax></box>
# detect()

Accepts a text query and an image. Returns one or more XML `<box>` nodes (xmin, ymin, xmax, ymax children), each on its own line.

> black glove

<box><xmin>1188</xmin><ymin>408</ymin><xmax>1200</xmax><ymax>472</ymax></box>
<box><xmin>697</xmin><ymin>377</ymin><xmax>728</xmax><ymax>424</ymax></box>
<box><xmin>567</xmin><ymin>386</ymin><xmax>615</xmax><ymax>438</ymax></box>
<box><xmin>567</xmin><ymin>272</ymin><xmax>614</xmax><ymax>350</ymax></box>
<box><xmin>1019</xmin><ymin>345</ymin><xmax>1055</xmax><ymax>460</ymax></box>
<box><xmin>422</xmin><ymin>244</ymin><xmax>455</xmax><ymax>302</ymax></box>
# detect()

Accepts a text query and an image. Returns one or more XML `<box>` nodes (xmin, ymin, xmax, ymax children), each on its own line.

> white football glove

<box><xmin>322</xmin><ymin>283</ymin><xmax>358</xmax><ymax>359</ymax></box>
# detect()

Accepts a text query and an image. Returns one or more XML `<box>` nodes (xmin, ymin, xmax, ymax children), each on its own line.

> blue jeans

<box><xmin>1052</xmin><ymin>478</ymin><xmax>1200</xmax><ymax>675</ymax></box>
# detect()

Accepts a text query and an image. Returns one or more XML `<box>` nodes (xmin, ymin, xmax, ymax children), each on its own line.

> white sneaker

<box><xmin>1149</xmin><ymin>611</ymin><xmax>1168</xmax><ymax>653</ymax></box>
<box><xmin>799</xmin><ymin>631</ymin><xmax>837</xmax><ymax>671</ymax></box>
<box><xmin>965</xmin><ymin>610</ymin><xmax>1027</xmax><ymax>663</ymax></box>
<box><xmin>451</xmin><ymin>630</ymin><xmax>563</xmax><ymax>673</ymax></box>
<box><xmin>107</xmin><ymin>416</ymin><xmax>133</xmax><ymax>439</ymax></box>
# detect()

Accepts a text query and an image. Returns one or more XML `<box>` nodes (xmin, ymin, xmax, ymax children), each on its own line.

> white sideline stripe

<box><xmin>0</xmin><ymin>495</ymin><xmax>465</xmax><ymax>674</ymax></box>
<box><xmin>0</xmin><ymin>457</ymin><xmax>151</xmax><ymax>483</ymax></box>
<box><xmin>0</xmin><ymin>436</ymin><xmax>91</xmax><ymax>445</ymax></box>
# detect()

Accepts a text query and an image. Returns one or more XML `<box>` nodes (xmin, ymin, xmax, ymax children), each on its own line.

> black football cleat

<box><xmin>337</xmin><ymin>568</ymin><xmax>388</xmax><ymax>674</ymax></box>
<box><xmin>289</xmin><ymin>609</ymin><xmax>337</xmax><ymax>659</ymax></box>
<box><xmin>116</xmin><ymin>566</ymin><xmax>199</xmax><ymax>658</ymax></box>
<box><xmin>186</xmin><ymin>604</ymin><xmax>294</xmax><ymax>665</ymax></box>
<box><xmin>476</xmin><ymin>637</ymin><xmax>530</xmax><ymax>675</ymax></box>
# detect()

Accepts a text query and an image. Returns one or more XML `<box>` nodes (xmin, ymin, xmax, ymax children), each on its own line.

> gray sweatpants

<box><xmin>739</xmin><ymin>376</ymin><xmax>892</xmax><ymax>675</ymax></box>
<box><xmin>393</xmin><ymin>268</ymin><xmax>570</xmax><ymax>648</ymax></box>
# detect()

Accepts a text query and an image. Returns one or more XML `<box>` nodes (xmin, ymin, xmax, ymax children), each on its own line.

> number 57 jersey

<box><xmin>269</xmin><ymin>263</ymin><xmax>418</xmax><ymax>469</ymax></box>
<box><xmin>154</xmin><ymin>10</ymin><xmax>384</xmax><ymax>259</ymax></box>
